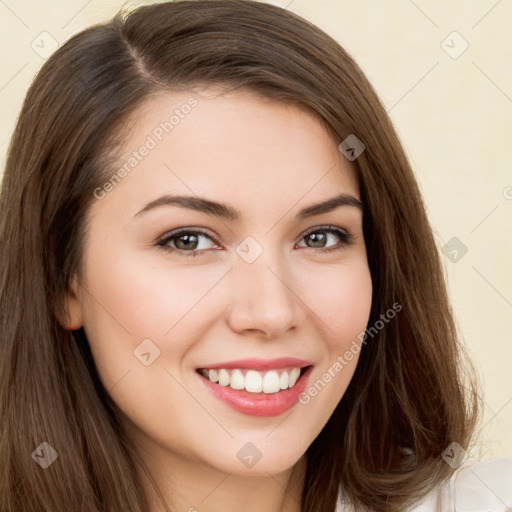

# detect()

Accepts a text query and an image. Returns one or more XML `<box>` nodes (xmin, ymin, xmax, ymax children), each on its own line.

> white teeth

<box><xmin>230</xmin><ymin>369</ymin><xmax>245</xmax><ymax>390</ymax></box>
<box><xmin>245</xmin><ymin>370</ymin><xmax>263</xmax><ymax>393</ymax></box>
<box><xmin>218</xmin><ymin>369</ymin><xmax>230</xmax><ymax>387</ymax></box>
<box><xmin>201</xmin><ymin>367</ymin><xmax>304</xmax><ymax>394</ymax></box>
<box><xmin>288</xmin><ymin>368</ymin><xmax>301</xmax><ymax>388</ymax></box>
<box><xmin>263</xmin><ymin>370</ymin><xmax>280</xmax><ymax>394</ymax></box>
<box><xmin>279</xmin><ymin>371</ymin><xmax>289</xmax><ymax>390</ymax></box>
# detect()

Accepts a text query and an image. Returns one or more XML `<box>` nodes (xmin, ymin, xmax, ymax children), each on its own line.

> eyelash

<box><xmin>156</xmin><ymin>225</ymin><xmax>354</xmax><ymax>258</ymax></box>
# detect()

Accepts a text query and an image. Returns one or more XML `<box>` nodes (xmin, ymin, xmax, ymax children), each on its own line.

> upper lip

<box><xmin>197</xmin><ymin>357</ymin><xmax>313</xmax><ymax>371</ymax></box>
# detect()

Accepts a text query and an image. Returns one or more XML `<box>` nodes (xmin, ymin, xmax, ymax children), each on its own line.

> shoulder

<box><xmin>411</xmin><ymin>456</ymin><xmax>512</xmax><ymax>512</ymax></box>
<box><xmin>451</xmin><ymin>456</ymin><xmax>512</xmax><ymax>511</ymax></box>
<box><xmin>336</xmin><ymin>457</ymin><xmax>512</xmax><ymax>512</ymax></box>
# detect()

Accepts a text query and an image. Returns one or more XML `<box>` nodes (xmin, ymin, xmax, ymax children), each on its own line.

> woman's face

<box><xmin>65</xmin><ymin>88</ymin><xmax>372</xmax><ymax>477</ymax></box>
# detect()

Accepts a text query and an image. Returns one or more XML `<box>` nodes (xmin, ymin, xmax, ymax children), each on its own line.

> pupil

<box><xmin>177</xmin><ymin>234</ymin><xmax>198</xmax><ymax>250</ymax></box>
<box><xmin>308</xmin><ymin>232</ymin><xmax>326</xmax><ymax>248</ymax></box>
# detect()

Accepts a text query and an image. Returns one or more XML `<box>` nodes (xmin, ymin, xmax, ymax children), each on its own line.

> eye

<box><xmin>296</xmin><ymin>225</ymin><xmax>353</xmax><ymax>253</ymax></box>
<box><xmin>157</xmin><ymin>228</ymin><xmax>221</xmax><ymax>258</ymax></box>
<box><xmin>156</xmin><ymin>225</ymin><xmax>354</xmax><ymax>258</ymax></box>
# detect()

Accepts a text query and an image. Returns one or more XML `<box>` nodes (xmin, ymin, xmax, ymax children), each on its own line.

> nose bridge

<box><xmin>226</xmin><ymin>238</ymin><xmax>300</xmax><ymax>337</ymax></box>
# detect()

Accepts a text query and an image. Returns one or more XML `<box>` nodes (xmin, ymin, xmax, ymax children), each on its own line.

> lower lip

<box><xmin>197</xmin><ymin>367</ymin><xmax>313</xmax><ymax>417</ymax></box>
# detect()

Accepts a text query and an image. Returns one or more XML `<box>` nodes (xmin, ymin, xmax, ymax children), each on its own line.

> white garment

<box><xmin>336</xmin><ymin>457</ymin><xmax>512</xmax><ymax>511</ymax></box>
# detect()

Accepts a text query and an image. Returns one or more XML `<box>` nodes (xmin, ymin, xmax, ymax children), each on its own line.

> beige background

<box><xmin>1</xmin><ymin>0</ymin><xmax>511</xmax><ymax>458</ymax></box>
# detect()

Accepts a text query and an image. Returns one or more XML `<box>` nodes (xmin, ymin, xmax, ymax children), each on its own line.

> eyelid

<box><xmin>156</xmin><ymin>224</ymin><xmax>354</xmax><ymax>256</ymax></box>
<box><xmin>156</xmin><ymin>226</ymin><xmax>223</xmax><ymax>248</ymax></box>
<box><xmin>298</xmin><ymin>224</ymin><xmax>350</xmax><ymax>241</ymax></box>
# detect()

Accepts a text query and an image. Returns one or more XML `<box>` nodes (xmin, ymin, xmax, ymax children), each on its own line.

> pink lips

<box><xmin>196</xmin><ymin>357</ymin><xmax>313</xmax><ymax>417</ymax></box>
<box><xmin>200</xmin><ymin>357</ymin><xmax>312</xmax><ymax>371</ymax></box>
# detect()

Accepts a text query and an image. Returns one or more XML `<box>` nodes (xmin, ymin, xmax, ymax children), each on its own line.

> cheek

<box><xmin>78</xmin><ymin>250</ymin><xmax>233</xmax><ymax>444</ymax></box>
<box><xmin>85</xmin><ymin>233</ymin><xmax>227</xmax><ymax>328</ymax></box>
<box><xmin>298</xmin><ymin>257</ymin><xmax>373</xmax><ymax>345</ymax></box>
<box><xmin>79</xmin><ymin>246</ymin><xmax>231</xmax><ymax>380</ymax></box>
<box><xmin>292</xmin><ymin>258</ymin><xmax>372</xmax><ymax>418</ymax></box>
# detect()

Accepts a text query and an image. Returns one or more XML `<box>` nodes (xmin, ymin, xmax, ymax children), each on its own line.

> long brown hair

<box><xmin>0</xmin><ymin>1</ymin><xmax>480</xmax><ymax>511</ymax></box>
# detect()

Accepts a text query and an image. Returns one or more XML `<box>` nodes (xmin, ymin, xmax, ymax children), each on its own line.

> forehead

<box><xmin>93</xmin><ymin>87</ymin><xmax>360</xmax><ymax>221</ymax></box>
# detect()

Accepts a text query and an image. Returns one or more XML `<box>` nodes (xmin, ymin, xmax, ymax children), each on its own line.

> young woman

<box><xmin>0</xmin><ymin>1</ymin><xmax>510</xmax><ymax>511</ymax></box>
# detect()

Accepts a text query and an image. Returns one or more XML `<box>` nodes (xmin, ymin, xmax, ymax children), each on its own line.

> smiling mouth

<box><xmin>197</xmin><ymin>366</ymin><xmax>311</xmax><ymax>394</ymax></box>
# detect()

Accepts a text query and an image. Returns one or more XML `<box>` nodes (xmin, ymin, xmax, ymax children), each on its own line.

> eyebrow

<box><xmin>134</xmin><ymin>192</ymin><xmax>363</xmax><ymax>221</ymax></box>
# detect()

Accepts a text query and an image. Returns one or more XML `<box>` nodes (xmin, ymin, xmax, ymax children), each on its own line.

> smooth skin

<box><xmin>62</xmin><ymin>87</ymin><xmax>373</xmax><ymax>512</ymax></box>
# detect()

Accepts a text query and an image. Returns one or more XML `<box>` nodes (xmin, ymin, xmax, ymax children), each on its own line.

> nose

<box><xmin>225</xmin><ymin>248</ymin><xmax>303</xmax><ymax>339</ymax></box>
